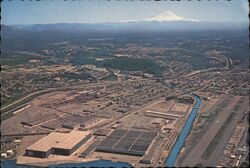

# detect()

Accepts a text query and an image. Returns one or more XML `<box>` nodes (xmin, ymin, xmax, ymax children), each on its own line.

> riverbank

<box><xmin>165</xmin><ymin>94</ymin><xmax>202</xmax><ymax>167</ymax></box>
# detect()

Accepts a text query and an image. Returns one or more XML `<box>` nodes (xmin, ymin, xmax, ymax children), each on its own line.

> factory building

<box><xmin>151</xmin><ymin>118</ymin><xmax>164</xmax><ymax>125</ymax></box>
<box><xmin>25</xmin><ymin>130</ymin><xmax>91</xmax><ymax>158</ymax></box>
<box><xmin>176</xmin><ymin>96</ymin><xmax>194</xmax><ymax>104</ymax></box>
<box><xmin>145</xmin><ymin>110</ymin><xmax>183</xmax><ymax>118</ymax></box>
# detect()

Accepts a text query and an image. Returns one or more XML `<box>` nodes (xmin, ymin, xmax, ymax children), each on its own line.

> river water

<box><xmin>165</xmin><ymin>94</ymin><xmax>202</xmax><ymax>167</ymax></box>
<box><xmin>1</xmin><ymin>160</ymin><xmax>132</xmax><ymax>168</ymax></box>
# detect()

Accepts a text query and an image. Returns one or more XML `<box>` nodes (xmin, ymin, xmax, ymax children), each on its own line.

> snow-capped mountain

<box><xmin>4</xmin><ymin>10</ymin><xmax>245</xmax><ymax>34</ymax></box>
<box><xmin>145</xmin><ymin>11</ymin><xmax>200</xmax><ymax>22</ymax></box>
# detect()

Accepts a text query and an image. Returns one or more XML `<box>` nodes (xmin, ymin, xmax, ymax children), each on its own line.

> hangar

<box><xmin>25</xmin><ymin>130</ymin><xmax>91</xmax><ymax>158</ymax></box>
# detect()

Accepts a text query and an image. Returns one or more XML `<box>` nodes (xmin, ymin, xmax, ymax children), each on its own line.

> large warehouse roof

<box><xmin>26</xmin><ymin>130</ymin><xmax>91</xmax><ymax>152</ymax></box>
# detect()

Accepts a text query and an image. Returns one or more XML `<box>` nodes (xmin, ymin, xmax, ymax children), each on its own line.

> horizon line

<box><xmin>2</xmin><ymin>20</ymin><xmax>249</xmax><ymax>26</ymax></box>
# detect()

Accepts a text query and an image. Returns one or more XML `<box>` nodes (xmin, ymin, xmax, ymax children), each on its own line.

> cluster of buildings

<box><xmin>1</xmin><ymin>138</ymin><xmax>21</xmax><ymax>159</ymax></box>
<box><xmin>218</xmin><ymin>123</ymin><xmax>248</xmax><ymax>167</ymax></box>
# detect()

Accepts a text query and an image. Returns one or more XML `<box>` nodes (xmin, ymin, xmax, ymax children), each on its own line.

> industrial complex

<box><xmin>7</xmin><ymin>92</ymin><xmax>196</xmax><ymax>167</ymax></box>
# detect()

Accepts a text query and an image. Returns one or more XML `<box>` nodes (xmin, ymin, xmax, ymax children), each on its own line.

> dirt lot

<box><xmin>149</xmin><ymin>101</ymin><xmax>174</xmax><ymax>113</ymax></box>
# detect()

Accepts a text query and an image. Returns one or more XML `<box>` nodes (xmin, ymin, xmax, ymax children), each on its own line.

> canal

<box><xmin>165</xmin><ymin>94</ymin><xmax>202</xmax><ymax>167</ymax></box>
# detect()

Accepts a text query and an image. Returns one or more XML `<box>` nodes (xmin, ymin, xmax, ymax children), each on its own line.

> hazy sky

<box><xmin>2</xmin><ymin>0</ymin><xmax>249</xmax><ymax>25</ymax></box>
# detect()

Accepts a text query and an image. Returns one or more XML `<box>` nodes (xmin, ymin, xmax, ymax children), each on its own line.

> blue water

<box><xmin>1</xmin><ymin>160</ymin><xmax>132</xmax><ymax>168</ymax></box>
<box><xmin>165</xmin><ymin>94</ymin><xmax>202</xmax><ymax>167</ymax></box>
<box><xmin>1</xmin><ymin>160</ymin><xmax>18</xmax><ymax>168</ymax></box>
<box><xmin>49</xmin><ymin>160</ymin><xmax>132</xmax><ymax>168</ymax></box>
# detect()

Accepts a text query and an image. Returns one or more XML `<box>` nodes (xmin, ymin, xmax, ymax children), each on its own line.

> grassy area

<box><xmin>102</xmin><ymin>58</ymin><xmax>164</xmax><ymax>76</ymax></box>
<box><xmin>201</xmin><ymin>112</ymin><xmax>236</xmax><ymax>160</ymax></box>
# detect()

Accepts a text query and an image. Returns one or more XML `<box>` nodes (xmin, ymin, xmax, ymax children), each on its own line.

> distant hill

<box><xmin>2</xmin><ymin>21</ymin><xmax>247</xmax><ymax>36</ymax></box>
